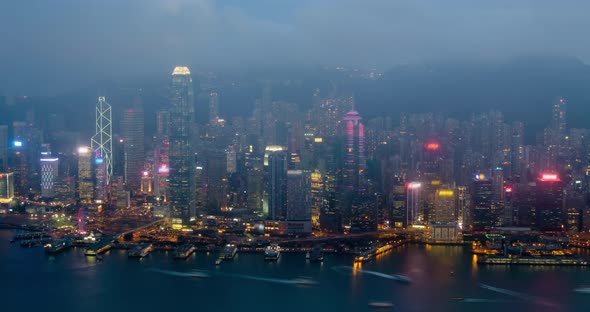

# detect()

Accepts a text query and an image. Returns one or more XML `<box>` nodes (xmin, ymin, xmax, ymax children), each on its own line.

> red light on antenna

<box><xmin>425</xmin><ymin>142</ymin><xmax>440</xmax><ymax>151</ymax></box>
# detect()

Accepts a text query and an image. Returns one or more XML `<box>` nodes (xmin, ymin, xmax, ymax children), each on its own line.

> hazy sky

<box><xmin>1</xmin><ymin>0</ymin><xmax>589</xmax><ymax>95</ymax></box>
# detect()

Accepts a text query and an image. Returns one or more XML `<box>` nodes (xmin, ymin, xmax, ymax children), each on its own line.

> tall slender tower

<box><xmin>91</xmin><ymin>97</ymin><xmax>113</xmax><ymax>185</ymax></box>
<box><xmin>121</xmin><ymin>95</ymin><xmax>145</xmax><ymax>193</ymax></box>
<box><xmin>342</xmin><ymin>109</ymin><xmax>366</xmax><ymax>193</ymax></box>
<box><xmin>169</xmin><ymin>66</ymin><xmax>195</xmax><ymax>224</ymax></box>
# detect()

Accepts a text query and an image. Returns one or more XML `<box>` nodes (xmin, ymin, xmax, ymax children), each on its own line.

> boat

<box><xmin>450</xmin><ymin>297</ymin><xmax>464</xmax><ymax>302</ymax></box>
<box><xmin>305</xmin><ymin>251</ymin><xmax>310</xmax><ymax>260</ymax></box>
<box><xmin>96</xmin><ymin>256</ymin><xmax>103</xmax><ymax>261</ymax></box>
<box><xmin>128</xmin><ymin>243</ymin><xmax>153</xmax><ymax>258</ymax></box>
<box><xmin>44</xmin><ymin>237</ymin><xmax>73</xmax><ymax>254</ymax></box>
<box><xmin>309</xmin><ymin>245</ymin><xmax>324</xmax><ymax>262</ymax></box>
<box><xmin>215</xmin><ymin>259</ymin><xmax>222</xmax><ymax>265</ymax></box>
<box><xmin>368</xmin><ymin>302</ymin><xmax>394</xmax><ymax>309</ymax></box>
<box><xmin>221</xmin><ymin>244</ymin><xmax>238</xmax><ymax>260</ymax></box>
<box><xmin>574</xmin><ymin>288</ymin><xmax>590</xmax><ymax>294</ymax></box>
<box><xmin>174</xmin><ymin>244</ymin><xmax>195</xmax><ymax>259</ymax></box>
<box><xmin>264</xmin><ymin>244</ymin><xmax>281</xmax><ymax>261</ymax></box>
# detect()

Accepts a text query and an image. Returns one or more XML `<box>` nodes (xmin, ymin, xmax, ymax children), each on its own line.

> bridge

<box><xmin>115</xmin><ymin>219</ymin><xmax>165</xmax><ymax>239</ymax></box>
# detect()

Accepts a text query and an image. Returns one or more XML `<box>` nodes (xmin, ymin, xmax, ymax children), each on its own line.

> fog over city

<box><xmin>2</xmin><ymin>0</ymin><xmax>590</xmax><ymax>94</ymax></box>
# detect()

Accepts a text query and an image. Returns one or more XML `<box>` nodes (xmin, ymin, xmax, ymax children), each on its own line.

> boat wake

<box><xmin>228</xmin><ymin>274</ymin><xmax>318</xmax><ymax>286</ymax></box>
<box><xmin>332</xmin><ymin>266</ymin><xmax>412</xmax><ymax>283</ymax></box>
<box><xmin>574</xmin><ymin>287</ymin><xmax>590</xmax><ymax>294</ymax></box>
<box><xmin>149</xmin><ymin>268</ymin><xmax>209</xmax><ymax>279</ymax></box>
<box><xmin>479</xmin><ymin>283</ymin><xmax>557</xmax><ymax>307</ymax></box>
<box><xmin>459</xmin><ymin>298</ymin><xmax>510</xmax><ymax>303</ymax></box>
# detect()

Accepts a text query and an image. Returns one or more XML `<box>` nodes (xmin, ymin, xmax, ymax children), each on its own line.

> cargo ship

<box><xmin>174</xmin><ymin>244</ymin><xmax>196</xmax><ymax>259</ymax></box>
<box><xmin>264</xmin><ymin>244</ymin><xmax>281</xmax><ymax>261</ymax></box>
<box><xmin>222</xmin><ymin>244</ymin><xmax>238</xmax><ymax>260</ymax></box>
<box><xmin>84</xmin><ymin>241</ymin><xmax>112</xmax><ymax>256</ymax></box>
<box><xmin>128</xmin><ymin>243</ymin><xmax>153</xmax><ymax>258</ymax></box>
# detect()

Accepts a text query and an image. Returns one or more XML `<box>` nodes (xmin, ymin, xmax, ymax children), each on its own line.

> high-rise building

<box><xmin>310</xmin><ymin>170</ymin><xmax>323</xmax><ymax>227</ymax></box>
<box><xmin>0</xmin><ymin>125</ymin><xmax>7</xmax><ymax>171</ymax></box>
<box><xmin>209</xmin><ymin>91</ymin><xmax>219</xmax><ymax>124</ymax></box>
<box><xmin>121</xmin><ymin>95</ymin><xmax>145</xmax><ymax>193</ymax></box>
<box><xmin>472</xmin><ymin>173</ymin><xmax>497</xmax><ymax>230</ymax></box>
<box><xmin>0</xmin><ymin>172</ymin><xmax>15</xmax><ymax>204</ymax></box>
<box><xmin>8</xmin><ymin>140</ymin><xmax>27</xmax><ymax>195</ymax></box>
<box><xmin>90</xmin><ymin>97</ymin><xmax>113</xmax><ymax>185</ymax></box>
<box><xmin>342</xmin><ymin>110</ymin><xmax>366</xmax><ymax>193</ymax></box>
<box><xmin>77</xmin><ymin>146</ymin><xmax>93</xmax><ymax>204</ymax></box>
<box><xmin>551</xmin><ymin>97</ymin><xmax>566</xmax><ymax>140</ymax></box>
<box><xmin>286</xmin><ymin>170</ymin><xmax>311</xmax><ymax>221</ymax></box>
<box><xmin>389</xmin><ymin>176</ymin><xmax>406</xmax><ymax>228</ymax></box>
<box><xmin>433</xmin><ymin>188</ymin><xmax>456</xmax><ymax>223</ymax></box>
<box><xmin>535</xmin><ymin>173</ymin><xmax>565</xmax><ymax>232</ymax></box>
<box><xmin>39</xmin><ymin>144</ymin><xmax>58</xmax><ymax>198</ymax></box>
<box><xmin>168</xmin><ymin>66</ymin><xmax>196</xmax><ymax>224</ymax></box>
<box><xmin>265</xmin><ymin>146</ymin><xmax>288</xmax><ymax>220</ymax></box>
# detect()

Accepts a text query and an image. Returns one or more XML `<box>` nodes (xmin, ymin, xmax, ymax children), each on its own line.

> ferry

<box><xmin>128</xmin><ymin>243</ymin><xmax>153</xmax><ymax>258</ymax></box>
<box><xmin>84</xmin><ymin>241</ymin><xmax>112</xmax><ymax>256</ymax></box>
<box><xmin>215</xmin><ymin>259</ymin><xmax>223</xmax><ymax>265</ymax></box>
<box><xmin>174</xmin><ymin>244</ymin><xmax>195</xmax><ymax>259</ymax></box>
<box><xmin>44</xmin><ymin>237</ymin><xmax>73</xmax><ymax>254</ymax></box>
<box><xmin>309</xmin><ymin>245</ymin><xmax>324</xmax><ymax>262</ymax></box>
<box><xmin>264</xmin><ymin>244</ymin><xmax>281</xmax><ymax>261</ymax></box>
<box><xmin>222</xmin><ymin>244</ymin><xmax>238</xmax><ymax>260</ymax></box>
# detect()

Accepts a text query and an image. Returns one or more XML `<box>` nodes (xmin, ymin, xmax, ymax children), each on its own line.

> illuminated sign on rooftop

<box><xmin>438</xmin><ymin>190</ymin><xmax>454</xmax><ymax>197</ymax></box>
<box><xmin>407</xmin><ymin>182</ymin><xmax>422</xmax><ymax>189</ymax></box>
<box><xmin>425</xmin><ymin>142</ymin><xmax>440</xmax><ymax>151</ymax></box>
<box><xmin>13</xmin><ymin>141</ymin><xmax>22</xmax><ymax>147</ymax></box>
<box><xmin>540</xmin><ymin>173</ymin><xmax>560</xmax><ymax>182</ymax></box>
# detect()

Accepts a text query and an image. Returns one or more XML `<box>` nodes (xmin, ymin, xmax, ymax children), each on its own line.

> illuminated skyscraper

<box><xmin>121</xmin><ymin>95</ymin><xmax>145</xmax><ymax>193</ymax></box>
<box><xmin>342</xmin><ymin>110</ymin><xmax>366</xmax><ymax>192</ymax></box>
<box><xmin>551</xmin><ymin>97</ymin><xmax>566</xmax><ymax>140</ymax></box>
<box><xmin>90</xmin><ymin>97</ymin><xmax>113</xmax><ymax>185</ymax></box>
<box><xmin>169</xmin><ymin>66</ymin><xmax>196</xmax><ymax>224</ymax></box>
<box><xmin>535</xmin><ymin>173</ymin><xmax>564</xmax><ymax>232</ymax></box>
<box><xmin>39</xmin><ymin>144</ymin><xmax>58</xmax><ymax>198</ymax></box>
<box><xmin>77</xmin><ymin>146</ymin><xmax>93</xmax><ymax>204</ymax></box>
<box><xmin>472</xmin><ymin>173</ymin><xmax>498</xmax><ymax>230</ymax></box>
<box><xmin>433</xmin><ymin>188</ymin><xmax>456</xmax><ymax>223</ymax></box>
<box><xmin>0</xmin><ymin>172</ymin><xmax>15</xmax><ymax>204</ymax></box>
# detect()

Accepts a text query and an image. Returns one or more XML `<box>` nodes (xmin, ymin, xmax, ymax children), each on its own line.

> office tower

<box><xmin>342</xmin><ymin>109</ymin><xmax>366</xmax><ymax>192</ymax></box>
<box><xmin>121</xmin><ymin>96</ymin><xmax>144</xmax><ymax>193</ymax></box>
<box><xmin>286</xmin><ymin>170</ymin><xmax>311</xmax><ymax>221</ymax></box>
<box><xmin>389</xmin><ymin>176</ymin><xmax>406</xmax><ymax>228</ymax></box>
<box><xmin>202</xmin><ymin>146</ymin><xmax>228</xmax><ymax>212</ymax></box>
<box><xmin>0</xmin><ymin>172</ymin><xmax>15</xmax><ymax>205</ymax></box>
<box><xmin>9</xmin><ymin>140</ymin><xmax>27</xmax><ymax>195</ymax></box>
<box><xmin>310</xmin><ymin>170</ymin><xmax>323</xmax><ymax>227</ymax></box>
<box><xmin>535</xmin><ymin>173</ymin><xmax>565</xmax><ymax>231</ymax></box>
<box><xmin>90</xmin><ymin>96</ymin><xmax>113</xmax><ymax>185</ymax></box>
<box><xmin>247</xmin><ymin>166</ymin><xmax>264</xmax><ymax>212</ymax></box>
<box><xmin>433</xmin><ymin>188</ymin><xmax>456</xmax><ymax>223</ymax></box>
<box><xmin>551</xmin><ymin>97</ymin><xmax>566</xmax><ymax>140</ymax></box>
<box><xmin>39</xmin><ymin>144</ymin><xmax>58</xmax><ymax>198</ymax></box>
<box><xmin>12</xmin><ymin>121</ymin><xmax>43</xmax><ymax>193</ymax></box>
<box><xmin>154</xmin><ymin>111</ymin><xmax>170</xmax><ymax>199</ymax></box>
<box><xmin>457</xmin><ymin>186</ymin><xmax>468</xmax><ymax>228</ymax></box>
<box><xmin>77</xmin><ymin>146</ymin><xmax>93</xmax><ymax>204</ymax></box>
<box><xmin>209</xmin><ymin>91</ymin><xmax>219</xmax><ymax>124</ymax></box>
<box><xmin>0</xmin><ymin>125</ymin><xmax>7</xmax><ymax>171</ymax></box>
<box><xmin>265</xmin><ymin>146</ymin><xmax>288</xmax><ymax>220</ymax></box>
<box><xmin>510</xmin><ymin>122</ymin><xmax>524</xmax><ymax>177</ymax></box>
<box><xmin>406</xmin><ymin>182</ymin><xmax>422</xmax><ymax>225</ymax></box>
<box><xmin>169</xmin><ymin>66</ymin><xmax>196</xmax><ymax>224</ymax></box>
<box><xmin>94</xmin><ymin>156</ymin><xmax>107</xmax><ymax>203</ymax></box>
<box><xmin>472</xmin><ymin>173</ymin><xmax>497</xmax><ymax>230</ymax></box>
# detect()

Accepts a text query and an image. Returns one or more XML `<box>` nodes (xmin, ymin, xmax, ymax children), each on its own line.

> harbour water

<box><xmin>2</xmin><ymin>229</ymin><xmax>590</xmax><ymax>312</ymax></box>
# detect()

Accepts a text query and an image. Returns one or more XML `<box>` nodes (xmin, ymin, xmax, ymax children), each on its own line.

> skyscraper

<box><xmin>121</xmin><ymin>96</ymin><xmax>145</xmax><ymax>193</ymax></box>
<box><xmin>472</xmin><ymin>173</ymin><xmax>497</xmax><ymax>230</ymax></box>
<box><xmin>342</xmin><ymin>109</ymin><xmax>366</xmax><ymax>192</ymax></box>
<box><xmin>535</xmin><ymin>173</ymin><xmax>564</xmax><ymax>232</ymax></box>
<box><xmin>209</xmin><ymin>91</ymin><xmax>219</xmax><ymax>124</ymax></box>
<box><xmin>90</xmin><ymin>97</ymin><xmax>113</xmax><ymax>185</ymax></box>
<box><xmin>433</xmin><ymin>188</ymin><xmax>456</xmax><ymax>223</ymax></box>
<box><xmin>286</xmin><ymin>170</ymin><xmax>311</xmax><ymax>221</ymax></box>
<box><xmin>77</xmin><ymin>146</ymin><xmax>93</xmax><ymax>204</ymax></box>
<box><xmin>551</xmin><ymin>97</ymin><xmax>566</xmax><ymax>139</ymax></box>
<box><xmin>265</xmin><ymin>146</ymin><xmax>288</xmax><ymax>220</ymax></box>
<box><xmin>39</xmin><ymin>144</ymin><xmax>58</xmax><ymax>198</ymax></box>
<box><xmin>0</xmin><ymin>172</ymin><xmax>15</xmax><ymax>204</ymax></box>
<box><xmin>168</xmin><ymin>66</ymin><xmax>196</xmax><ymax>224</ymax></box>
<box><xmin>0</xmin><ymin>125</ymin><xmax>7</xmax><ymax>171</ymax></box>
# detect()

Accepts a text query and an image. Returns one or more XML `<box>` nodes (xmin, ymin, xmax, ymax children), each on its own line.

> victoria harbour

<box><xmin>2</xmin><ymin>229</ymin><xmax>590</xmax><ymax>312</ymax></box>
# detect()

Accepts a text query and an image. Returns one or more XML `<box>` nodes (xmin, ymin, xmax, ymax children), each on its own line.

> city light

<box><xmin>474</xmin><ymin>173</ymin><xmax>486</xmax><ymax>181</ymax></box>
<box><xmin>505</xmin><ymin>187</ymin><xmax>513</xmax><ymax>193</ymax></box>
<box><xmin>95</xmin><ymin>158</ymin><xmax>104</xmax><ymax>164</ymax></box>
<box><xmin>540</xmin><ymin>173</ymin><xmax>559</xmax><ymax>181</ymax></box>
<box><xmin>407</xmin><ymin>182</ymin><xmax>422</xmax><ymax>189</ymax></box>
<box><xmin>425</xmin><ymin>142</ymin><xmax>440</xmax><ymax>150</ymax></box>
<box><xmin>438</xmin><ymin>190</ymin><xmax>454</xmax><ymax>196</ymax></box>
<box><xmin>78</xmin><ymin>146</ymin><xmax>89</xmax><ymax>154</ymax></box>
<box><xmin>13</xmin><ymin>141</ymin><xmax>22</xmax><ymax>147</ymax></box>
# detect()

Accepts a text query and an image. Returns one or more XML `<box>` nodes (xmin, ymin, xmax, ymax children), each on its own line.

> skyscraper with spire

<box><xmin>342</xmin><ymin>108</ymin><xmax>366</xmax><ymax>193</ymax></box>
<box><xmin>91</xmin><ymin>96</ymin><xmax>113</xmax><ymax>185</ymax></box>
<box><xmin>168</xmin><ymin>66</ymin><xmax>196</xmax><ymax>224</ymax></box>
